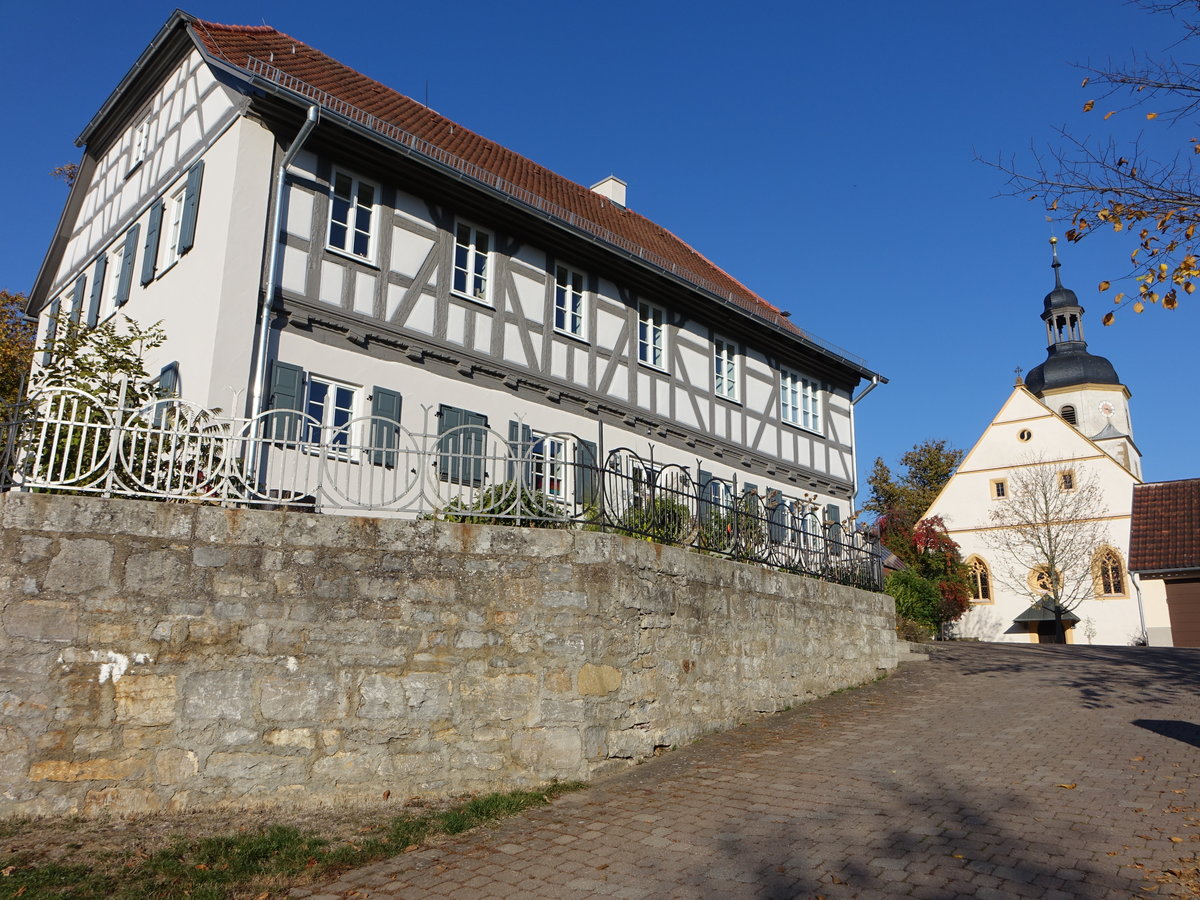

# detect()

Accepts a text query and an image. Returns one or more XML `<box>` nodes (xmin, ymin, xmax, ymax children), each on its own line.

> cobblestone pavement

<box><xmin>293</xmin><ymin>642</ymin><xmax>1200</xmax><ymax>898</ymax></box>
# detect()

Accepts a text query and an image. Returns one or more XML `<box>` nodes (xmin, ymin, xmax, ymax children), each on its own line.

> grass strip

<box><xmin>0</xmin><ymin>780</ymin><xmax>585</xmax><ymax>900</ymax></box>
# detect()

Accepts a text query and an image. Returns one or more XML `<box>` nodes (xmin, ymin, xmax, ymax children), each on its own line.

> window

<box><xmin>129</xmin><ymin>111</ymin><xmax>151</xmax><ymax>173</ymax></box>
<box><xmin>1059</xmin><ymin>469</ymin><xmax>1075</xmax><ymax>492</ymax></box>
<box><xmin>453</xmin><ymin>222</ymin><xmax>491</xmax><ymax>302</ymax></box>
<box><xmin>438</xmin><ymin>404</ymin><xmax>489</xmax><ymax>484</ymax></box>
<box><xmin>160</xmin><ymin>184</ymin><xmax>187</xmax><ymax>271</ymax></box>
<box><xmin>1095</xmin><ymin>548</ymin><xmax>1126</xmax><ymax>596</ymax></box>
<box><xmin>304</xmin><ymin>376</ymin><xmax>358</xmax><ymax>450</ymax></box>
<box><xmin>554</xmin><ymin>265</ymin><xmax>585</xmax><ymax>338</ymax></box>
<box><xmin>531</xmin><ymin>433</ymin><xmax>567</xmax><ymax>496</ymax></box>
<box><xmin>780</xmin><ymin>368</ymin><xmax>821</xmax><ymax>432</ymax></box>
<box><xmin>991</xmin><ymin>478</ymin><xmax>1007</xmax><ymax>500</ymax></box>
<box><xmin>968</xmin><ymin>557</ymin><xmax>992</xmax><ymax>603</ymax></box>
<box><xmin>328</xmin><ymin>170</ymin><xmax>376</xmax><ymax>260</ymax></box>
<box><xmin>638</xmin><ymin>301</ymin><xmax>665</xmax><ymax>368</ymax></box>
<box><xmin>1029</xmin><ymin>566</ymin><xmax>1062</xmax><ymax>595</ymax></box>
<box><xmin>714</xmin><ymin>337</ymin><xmax>738</xmax><ymax>401</ymax></box>
<box><xmin>1060</xmin><ymin>405</ymin><xmax>1077</xmax><ymax>425</ymax></box>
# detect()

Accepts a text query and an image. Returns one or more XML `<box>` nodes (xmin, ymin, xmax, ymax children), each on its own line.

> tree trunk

<box><xmin>1054</xmin><ymin>609</ymin><xmax>1066</xmax><ymax>644</ymax></box>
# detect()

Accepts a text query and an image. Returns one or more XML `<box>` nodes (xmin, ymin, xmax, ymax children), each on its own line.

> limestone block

<box><xmin>18</xmin><ymin>536</ymin><xmax>53</xmax><ymax>563</ymax></box>
<box><xmin>401</xmin><ymin>674</ymin><xmax>451</xmax><ymax>720</ymax></box>
<box><xmin>124</xmin><ymin>550</ymin><xmax>189</xmax><ymax>596</ymax></box>
<box><xmin>312</xmin><ymin>749</ymin><xmax>383</xmax><ymax>781</ymax></box>
<box><xmin>154</xmin><ymin>748</ymin><xmax>198</xmax><ymax>783</ymax></box>
<box><xmin>84</xmin><ymin>787</ymin><xmax>162</xmax><ymax>815</ymax></box>
<box><xmin>459</xmin><ymin>673</ymin><xmax>535</xmax><ymax>724</ymax></box>
<box><xmin>577</xmin><ymin>663</ymin><xmax>622</xmax><ymax>696</ymax></box>
<box><xmin>511</xmin><ymin>727</ymin><xmax>582</xmax><ymax>771</ymax></box>
<box><xmin>44</xmin><ymin>539</ymin><xmax>113</xmax><ymax>594</ymax></box>
<box><xmin>185</xmin><ymin>621</ymin><xmax>238</xmax><ymax>646</ymax></box>
<box><xmin>0</xmin><ymin>726</ymin><xmax>30</xmax><ymax>783</ymax></box>
<box><xmin>72</xmin><ymin>730</ymin><xmax>115</xmax><ymax>754</ymax></box>
<box><xmin>3</xmin><ymin>601</ymin><xmax>78</xmax><ymax>642</ymax></box>
<box><xmin>264</xmin><ymin>728</ymin><xmax>316</xmax><ymax>750</ymax></box>
<box><xmin>260</xmin><ymin>674</ymin><xmax>343</xmax><ymax>721</ymax></box>
<box><xmin>539</xmin><ymin>590</ymin><xmax>587</xmax><ymax>609</ymax></box>
<box><xmin>606</xmin><ymin>727</ymin><xmax>656</xmax><ymax>760</ymax></box>
<box><xmin>543</xmin><ymin>669</ymin><xmax>572</xmax><ymax>694</ymax></box>
<box><xmin>204</xmin><ymin>752</ymin><xmax>304</xmax><ymax>782</ymax></box>
<box><xmin>28</xmin><ymin>757</ymin><xmax>142</xmax><ymax>782</ymax></box>
<box><xmin>239</xmin><ymin>623</ymin><xmax>269</xmax><ymax>654</ymax></box>
<box><xmin>114</xmin><ymin>675</ymin><xmax>177</xmax><ymax>726</ymax></box>
<box><xmin>192</xmin><ymin>546</ymin><xmax>229</xmax><ymax>567</ymax></box>
<box><xmin>182</xmin><ymin>671</ymin><xmax>253</xmax><ymax>722</ymax></box>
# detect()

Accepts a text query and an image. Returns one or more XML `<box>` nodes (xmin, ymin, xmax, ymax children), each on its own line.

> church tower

<box><xmin>1023</xmin><ymin>238</ymin><xmax>1141</xmax><ymax>478</ymax></box>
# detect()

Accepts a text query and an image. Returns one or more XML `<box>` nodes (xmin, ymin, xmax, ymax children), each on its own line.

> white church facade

<box><xmin>923</xmin><ymin>242</ymin><xmax>1172</xmax><ymax>646</ymax></box>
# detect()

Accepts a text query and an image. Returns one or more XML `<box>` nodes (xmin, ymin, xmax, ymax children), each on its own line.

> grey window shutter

<box><xmin>369</xmin><ymin>387</ymin><xmax>402</xmax><ymax>467</ymax></box>
<box><xmin>69</xmin><ymin>274</ymin><xmax>86</xmax><ymax>325</ymax></box>
<box><xmin>42</xmin><ymin>298</ymin><xmax>60</xmax><ymax>366</ymax></box>
<box><xmin>268</xmin><ymin>361</ymin><xmax>305</xmax><ymax>441</ymax></box>
<box><xmin>825</xmin><ymin>503</ymin><xmax>843</xmax><ymax>556</ymax></box>
<box><xmin>141</xmin><ymin>201</ymin><xmax>164</xmax><ymax>285</ymax></box>
<box><xmin>506</xmin><ymin>420</ymin><xmax>533</xmax><ymax>485</ymax></box>
<box><xmin>115</xmin><ymin>225</ymin><xmax>140</xmax><ymax>307</ymax></box>
<box><xmin>437</xmin><ymin>404</ymin><xmax>464</xmax><ymax>482</ymax></box>
<box><xmin>178</xmin><ymin>160</ymin><xmax>204</xmax><ymax>254</ymax></box>
<box><xmin>767</xmin><ymin>490</ymin><xmax>787</xmax><ymax>543</ymax></box>
<box><xmin>154</xmin><ymin>362</ymin><xmax>180</xmax><ymax>426</ymax></box>
<box><xmin>698</xmin><ymin>468</ymin><xmax>713</xmax><ymax>521</ymax></box>
<box><xmin>463</xmin><ymin>411</ymin><xmax>488</xmax><ymax>485</ymax></box>
<box><xmin>87</xmin><ymin>254</ymin><xmax>107</xmax><ymax>327</ymax></box>
<box><xmin>577</xmin><ymin>439</ymin><xmax>598</xmax><ymax>506</ymax></box>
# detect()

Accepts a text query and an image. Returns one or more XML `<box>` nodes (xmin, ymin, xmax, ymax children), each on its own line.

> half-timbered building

<box><xmin>27</xmin><ymin>12</ymin><xmax>883</xmax><ymax>530</ymax></box>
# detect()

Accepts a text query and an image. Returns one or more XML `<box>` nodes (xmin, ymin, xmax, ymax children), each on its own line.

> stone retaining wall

<box><xmin>0</xmin><ymin>493</ymin><xmax>897</xmax><ymax>818</ymax></box>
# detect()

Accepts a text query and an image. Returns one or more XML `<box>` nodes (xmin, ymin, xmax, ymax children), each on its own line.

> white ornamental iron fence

<box><xmin>0</xmin><ymin>381</ymin><xmax>883</xmax><ymax>591</ymax></box>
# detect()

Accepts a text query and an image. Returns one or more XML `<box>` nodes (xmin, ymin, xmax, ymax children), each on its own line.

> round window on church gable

<box><xmin>1018</xmin><ymin>429</ymin><xmax>1032</xmax><ymax>442</ymax></box>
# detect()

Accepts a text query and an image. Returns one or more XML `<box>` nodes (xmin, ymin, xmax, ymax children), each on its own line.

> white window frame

<box><xmin>713</xmin><ymin>336</ymin><xmax>738</xmax><ymax>402</ymax></box>
<box><xmin>638</xmin><ymin>301</ymin><xmax>666</xmax><ymax>369</ymax></box>
<box><xmin>779</xmin><ymin>368</ymin><xmax>821</xmax><ymax>433</ymax></box>
<box><xmin>129</xmin><ymin>111</ymin><xmax>151</xmax><ymax>174</ymax></box>
<box><xmin>531</xmin><ymin>431</ymin><xmax>571</xmax><ymax>499</ymax></box>
<box><xmin>327</xmin><ymin>170</ymin><xmax>378</xmax><ymax>262</ymax></box>
<box><xmin>303</xmin><ymin>375</ymin><xmax>360</xmax><ymax>455</ymax></box>
<box><xmin>159</xmin><ymin>183</ymin><xmax>187</xmax><ymax>273</ymax></box>
<box><xmin>554</xmin><ymin>264</ymin><xmax>586</xmax><ymax>339</ymax></box>
<box><xmin>453</xmin><ymin>220</ymin><xmax>493</xmax><ymax>304</ymax></box>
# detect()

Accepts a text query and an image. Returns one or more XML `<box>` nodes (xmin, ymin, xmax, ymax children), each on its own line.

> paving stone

<box><xmin>291</xmin><ymin>643</ymin><xmax>1200</xmax><ymax>899</ymax></box>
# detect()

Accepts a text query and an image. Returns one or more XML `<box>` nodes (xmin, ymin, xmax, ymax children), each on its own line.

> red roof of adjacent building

<box><xmin>187</xmin><ymin>19</ymin><xmax>840</xmax><ymax>356</ymax></box>
<box><xmin>1129</xmin><ymin>479</ymin><xmax>1200</xmax><ymax>574</ymax></box>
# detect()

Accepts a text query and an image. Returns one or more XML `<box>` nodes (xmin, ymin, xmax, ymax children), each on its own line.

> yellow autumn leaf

<box><xmin>1147</xmin><ymin>112</ymin><xmax>1158</xmax><ymax>120</ymax></box>
<box><xmin>1114</xmin><ymin>292</ymin><xmax>1126</xmax><ymax>304</ymax></box>
<box><xmin>1164</xmin><ymin>292</ymin><xmax>1179</xmax><ymax>309</ymax></box>
<box><xmin>1104</xmin><ymin>110</ymin><xmax>1116</xmax><ymax>120</ymax></box>
<box><xmin>1186</xmin><ymin>282</ymin><xmax>1196</xmax><ymax>294</ymax></box>
<box><xmin>1081</xmin><ymin>76</ymin><xmax>1090</xmax><ymax>88</ymax></box>
<box><xmin>1098</xmin><ymin>281</ymin><xmax>1110</xmax><ymax>291</ymax></box>
<box><xmin>1056</xmin><ymin>783</ymin><xmax>1077</xmax><ymax>789</ymax></box>
<box><xmin>1083</xmin><ymin>100</ymin><xmax>1095</xmax><ymax>112</ymax></box>
<box><xmin>1170</xmin><ymin>836</ymin><xmax>1184</xmax><ymax>843</ymax></box>
<box><xmin>1103</xmin><ymin>311</ymin><xmax>1115</xmax><ymax>326</ymax></box>
<box><xmin>1134</xmin><ymin>301</ymin><xmax>1145</xmax><ymax>313</ymax></box>
<box><xmin>1113</xmin><ymin>221</ymin><xmax>1124</xmax><ymax>232</ymax></box>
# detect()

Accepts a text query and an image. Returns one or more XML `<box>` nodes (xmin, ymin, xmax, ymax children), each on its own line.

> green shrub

<box><xmin>885</xmin><ymin>570</ymin><xmax>942</xmax><ymax>636</ymax></box>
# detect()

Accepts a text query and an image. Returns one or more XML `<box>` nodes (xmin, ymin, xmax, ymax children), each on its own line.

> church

<box><xmin>922</xmin><ymin>240</ymin><xmax>1172</xmax><ymax>645</ymax></box>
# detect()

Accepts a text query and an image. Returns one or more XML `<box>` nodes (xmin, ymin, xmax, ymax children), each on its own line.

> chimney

<box><xmin>590</xmin><ymin>175</ymin><xmax>627</xmax><ymax>208</ymax></box>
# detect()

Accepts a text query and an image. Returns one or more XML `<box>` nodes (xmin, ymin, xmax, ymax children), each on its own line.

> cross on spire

<box><xmin>1014</xmin><ymin>365</ymin><xmax>1024</xmax><ymax>385</ymax></box>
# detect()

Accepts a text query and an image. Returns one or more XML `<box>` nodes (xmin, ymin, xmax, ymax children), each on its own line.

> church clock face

<box><xmin>1098</xmin><ymin>400</ymin><xmax>1115</xmax><ymax>418</ymax></box>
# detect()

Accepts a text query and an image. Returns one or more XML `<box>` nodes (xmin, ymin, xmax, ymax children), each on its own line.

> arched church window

<box><xmin>1060</xmin><ymin>405</ymin><xmax>1077</xmax><ymax>425</ymax></box>
<box><xmin>967</xmin><ymin>557</ymin><xmax>992</xmax><ymax>603</ymax></box>
<box><xmin>1095</xmin><ymin>548</ymin><xmax>1126</xmax><ymax>596</ymax></box>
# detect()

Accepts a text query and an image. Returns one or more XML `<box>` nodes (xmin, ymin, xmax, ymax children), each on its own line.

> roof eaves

<box><xmin>76</xmin><ymin>9</ymin><xmax>195</xmax><ymax>147</ymax></box>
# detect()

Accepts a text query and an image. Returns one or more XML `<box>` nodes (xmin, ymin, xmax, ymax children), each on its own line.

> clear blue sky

<box><xmin>3</xmin><ymin>0</ymin><xmax>1194</xmax><ymax>494</ymax></box>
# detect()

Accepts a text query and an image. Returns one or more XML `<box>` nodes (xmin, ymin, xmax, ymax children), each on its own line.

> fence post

<box><xmin>100</xmin><ymin>376</ymin><xmax>129</xmax><ymax>498</ymax></box>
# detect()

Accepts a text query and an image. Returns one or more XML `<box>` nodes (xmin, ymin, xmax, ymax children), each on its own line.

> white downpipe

<box><xmin>249</xmin><ymin>105</ymin><xmax>319</xmax><ymax>420</ymax></box>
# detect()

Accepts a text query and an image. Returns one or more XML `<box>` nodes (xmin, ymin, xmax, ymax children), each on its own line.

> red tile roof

<box><xmin>187</xmin><ymin>18</ymin><xmax>865</xmax><ymax>365</ymax></box>
<box><xmin>1129</xmin><ymin>479</ymin><xmax>1200</xmax><ymax>574</ymax></box>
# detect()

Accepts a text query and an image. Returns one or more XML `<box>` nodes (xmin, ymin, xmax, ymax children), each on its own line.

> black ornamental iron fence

<box><xmin>0</xmin><ymin>383</ymin><xmax>883</xmax><ymax>591</ymax></box>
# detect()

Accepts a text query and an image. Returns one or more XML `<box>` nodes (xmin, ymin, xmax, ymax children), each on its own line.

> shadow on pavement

<box><xmin>1133</xmin><ymin>718</ymin><xmax>1200</xmax><ymax>748</ymax></box>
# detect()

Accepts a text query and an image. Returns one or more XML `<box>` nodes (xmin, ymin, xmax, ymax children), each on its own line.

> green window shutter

<box><xmin>141</xmin><ymin>201</ymin><xmax>164</xmax><ymax>285</ymax></box>
<box><xmin>178</xmin><ymin>160</ymin><xmax>204</xmax><ymax>254</ymax></box>
<box><xmin>87</xmin><ymin>254</ymin><xmax>107</xmax><ymax>328</ymax></box>
<box><xmin>153</xmin><ymin>362</ymin><xmax>180</xmax><ymax>426</ymax></box>
<box><xmin>69</xmin><ymin>275</ymin><xmax>86</xmax><ymax>325</ymax></box>
<box><xmin>697</xmin><ymin>469</ymin><xmax>713</xmax><ymax>521</ymax></box>
<box><xmin>437</xmin><ymin>405</ymin><xmax>465</xmax><ymax>483</ymax></box>
<box><xmin>576</xmin><ymin>439</ymin><xmax>598</xmax><ymax>506</ymax></box>
<box><xmin>42</xmin><ymin>298</ymin><xmax>60</xmax><ymax>366</ymax></box>
<box><xmin>115</xmin><ymin>225</ymin><xmax>140</xmax><ymax>307</ymax></box>
<box><xmin>268</xmin><ymin>361</ymin><xmax>305</xmax><ymax>441</ymax></box>
<box><xmin>463</xmin><ymin>411</ymin><xmax>488</xmax><ymax>486</ymax></box>
<box><xmin>369</xmin><ymin>387</ymin><xmax>402</xmax><ymax>467</ymax></box>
